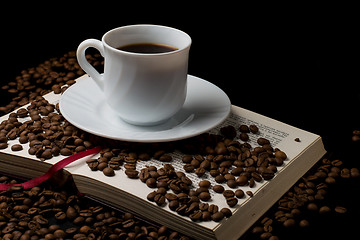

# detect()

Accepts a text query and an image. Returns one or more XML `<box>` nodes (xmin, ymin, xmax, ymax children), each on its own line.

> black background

<box><xmin>1</xmin><ymin>3</ymin><xmax>359</xmax><ymax>240</ymax></box>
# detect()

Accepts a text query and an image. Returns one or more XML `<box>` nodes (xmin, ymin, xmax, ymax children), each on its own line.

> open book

<box><xmin>0</xmin><ymin>75</ymin><xmax>326</xmax><ymax>240</ymax></box>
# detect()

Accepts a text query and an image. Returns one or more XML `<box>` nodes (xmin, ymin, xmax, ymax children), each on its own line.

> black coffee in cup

<box><xmin>117</xmin><ymin>43</ymin><xmax>178</xmax><ymax>54</ymax></box>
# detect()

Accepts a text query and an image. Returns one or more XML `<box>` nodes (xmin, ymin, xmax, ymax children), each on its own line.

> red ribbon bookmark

<box><xmin>0</xmin><ymin>146</ymin><xmax>101</xmax><ymax>191</ymax></box>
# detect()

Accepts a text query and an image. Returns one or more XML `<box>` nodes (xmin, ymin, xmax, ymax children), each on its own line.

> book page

<box><xmin>0</xmin><ymin>82</ymin><xmax>322</xmax><ymax>233</ymax></box>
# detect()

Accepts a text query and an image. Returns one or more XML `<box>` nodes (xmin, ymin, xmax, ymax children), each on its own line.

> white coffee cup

<box><xmin>77</xmin><ymin>24</ymin><xmax>191</xmax><ymax>126</ymax></box>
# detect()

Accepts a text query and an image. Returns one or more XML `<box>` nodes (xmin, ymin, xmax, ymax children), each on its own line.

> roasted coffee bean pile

<box><xmin>86</xmin><ymin>143</ymin><xmax>176</xmax><ymax>177</ymax></box>
<box><xmin>137</xmin><ymin>125</ymin><xmax>288</xmax><ymax>223</ymax></box>
<box><xmin>0</xmin><ymin>51</ymin><xmax>103</xmax><ymax>115</ymax></box>
<box><xmin>0</xmin><ymin>96</ymin><xmax>95</xmax><ymax>159</ymax></box>
<box><xmin>0</xmin><ymin>175</ymin><xmax>190</xmax><ymax>240</ymax></box>
<box><xmin>142</xmin><ymin>164</ymin><xmax>232</xmax><ymax>222</ymax></box>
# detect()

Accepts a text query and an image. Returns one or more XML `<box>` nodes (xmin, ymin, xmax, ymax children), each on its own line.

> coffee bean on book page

<box><xmin>103</xmin><ymin>167</ymin><xmax>115</xmax><ymax>176</ymax></box>
<box><xmin>213</xmin><ymin>185</ymin><xmax>225</xmax><ymax>193</ymax></box>
<box><xmin>211</xmin><ymin>211</ymin><xmax>224</xmax><ymax>222</ymax></box>
<box><xmin>159</xmin><ymin>154</ymin><xmax>172</xmax><ymax>162</ymax></box>
<box><xmin>249</xmin><ymin>124</ymin><xmax>259</xmax><ymax>133</ymax></box>
<box><xmin>240</xmin><ymin>133</ymin><xmax>249</xmax><ymax>141</ymax></box>
<box><xmin>246</xmin><ymin>191</ymin><xmax>254</xmax><ymax>197</ymax></box>
<box><xmin>198</xmin><ymin>192</ymin><xmax>211</xmax><ymax>201</ymax></box>
<box><xmin>0</xmin><ymin>142</ymin><xmax>8</xmax><ymax>149</ymax></box>
<box><xmin>220</xmin><ymin>208</ymin><xmax>232</xmax><ymax>218</ymax></box>
<box><xmin>125</xmin><ymin>169</ymin><xmax>139</xmax><ymax>179</ymax></box>
<box><xmin>226</xmin><ymin>197</ymin><xmax>238</xmax><ymax>207</ymax></box>
<box><xmin>275</xmin><ymin>150</ymin><xmax>287</xmax><ymax>161</ymax></box>
<box><xmin>235</xmin><ymin>189</ymin><xmax>245</xmax><ymax>198</ymax></box>
<box><xmin>257</xmin><ymin>137</ymin><xmax>270</xmax><ymax>146</ymax></box>
<box><xmin>239</xmin><ymin>124</ymin><xmax>250</xmax><ymax>133</ymax></box>
<box><xmin>11</xmin><ymin>144</ymin><xmax>23</xmax><ymax>151</ymax></box>
<box><xmin>223</xmin><ymin>190</ymin><xmax>235</xmax><ymax>198</ymax></box>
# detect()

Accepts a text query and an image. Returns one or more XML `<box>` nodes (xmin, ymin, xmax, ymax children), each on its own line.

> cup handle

<box><xmin>77</xmin><ymin>39</ymin><xmax>105</xmax><ymax>90</ymax></box>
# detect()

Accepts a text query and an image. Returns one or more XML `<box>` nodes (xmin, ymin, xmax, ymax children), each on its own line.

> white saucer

<box><xmin>59</xmin><ymin>75</ymin><xmax>231</xmax><ymax>142</ymax></box>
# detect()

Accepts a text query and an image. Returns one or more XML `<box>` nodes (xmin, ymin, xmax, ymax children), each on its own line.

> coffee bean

<box><xmin>215</xmin><ymin>174</ymin><xmax>226</xmax><ymax>183</ymax></box>
<box><xmin>235</xmin><ymin>189</ymin><xmax>245</xmax><ymax>198</ymax></box>
<box><xmin>249</xmin><ymin>124</ymin><xmax>259</xmax><ymax>134</ymax></box>
<box><xmin>220</xmin><ymin>125</ymin><xmax>237</xmax><ymax>139</ymax></box>
<box><xmin>0</xmin><ymin>142</ymin><xmax>8</xmax><ymax>149</ymax></box>
<box><xmin>199</xmin><ymin>180</ymin><xmax>211</xmax><ymax>188</ymax></box>
<box><xmin>195</xmin><ymin>167</ymin><xmax>206</xmax><ymax>177</ymax></box>
<box><xmin>103</xmin><ymin>167</ymin><xmax>115</xmax><ymax>176</ymax></box>
<box><xmin>340</xmin><ymin>168</ymin><xmax>351</xmax><ymax>178</ymax></box>
<box><xmin>275</xmin><ymin>150</ymin><xmax>287</xmax><ymax>161</ymax></box>
<box><xmin>319</xmin><ymin>206</ymin><xmax>331</xmax><ymax>214</ymax></box>
<box><xmin>239</xmin><ymin>132</ymin><xmax>249</xmax><ymax>141</ymax></box>
<box><xmin>283</xmin><ymin>218</ymin><xmax>296</xmax><ymax>227</ymax></box>
<box><xmin>226</xmin><ymin>197</ymin><xmax>238</xmax><ymax>207</ymax></box>
<box><xmin>334</xmin><ymin>206</ymin><xmax>347</xmax><ymax>214</ymax></box>
<box><xmin>236</xmin><ymin>175</ymin><xmax>248</xmax><ymax>186</ymax></box>
<box><xmin>350</xmin><ymin>168</ymin><xmax>360</xmax><ymax>178</ymax></box>
<box><xmin>211</xmin><ymin>211</ymin><xmax>224</xmax><ymax>222</ymax></box>
<box><xmin>246</xmin><ymin>191</ymin><xmax>254</xmax><ymax>197</ymax></box>
<box><xmin>257</xmin><ymin>137</ymin><xmax>270</xmax><ymax>146</ymax></box>
<box><xmin>299</xmin><ymin>219</ymin><xmax>310</xmax><ymax>228</ymax></box>
<box><xmin>125</xmin><ymin>169</ymin><xmax>139</xmax><ymax>179</ymax></box>
<box><xmin>181</xmin><ymin>155</ymin><xmax>193</xmax><ymax>163</ymax></box>
<box><xmin>146</xmin><ymin>178</ymin><xmax>157</xmax><ymax>188</ymax></box>
<box><xmin>159</xmin><ymin>154</ymin><xmax>172</xmax><ymax>162</ymax></box>
<box><xmin>239</xmin><ymin>124</ymin><xmax>250</xmax><ymax>133</ymax></box>
<box><xmin>213</xmin><ymin>185</ymin><xmax>225</xmax><ymax>193</ymax></box>
<box><xmin>11</xmin><ymin>144</ymin><xmax>23</xmax><ymax>151</ymax></box>
<box><xmin>307</xmin><ymin>203</ymin><xmax>318</xmax><ymax>212</ymax></box>
<box><xmin>223</xmin><ymin>190</ymin><xmax>235</xmax><ymax>198</ymax></box>
<box><xmin>169</xmin><ymin>200</ymin><xmax>180</xmax><ymax>211</ymax></box>
<box><xmin>60</xmin><ymin>148</ymin><xmax>72</xmax><ymax>156</ymax></box>
<box><xmin>183</xmin><ymin>164</ymin><xmax>194</xmax><ymax>172</ymax></box>
<box><xmin>189</xmin><ymin>210</ymin><xmax>203</xmax><ymax>221</ymax></box>
<box><xmin>220</xmin><ymin>208</ymin><xmax>232</xmax><ymax>218</ymax></box>
<box><xmin>198</xmin><ymin>192</ymin><xmax>211</xmax><ymax>201</ymax></box>
<box><xmin>54</xmin><ymin>211</ymin><xmax>66</xmax><ymax>220</ymax></box>
<box><xmin>227</xmin><ymin>179</ymin><xmax>237</xmax><ymax>188</ymax></box>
